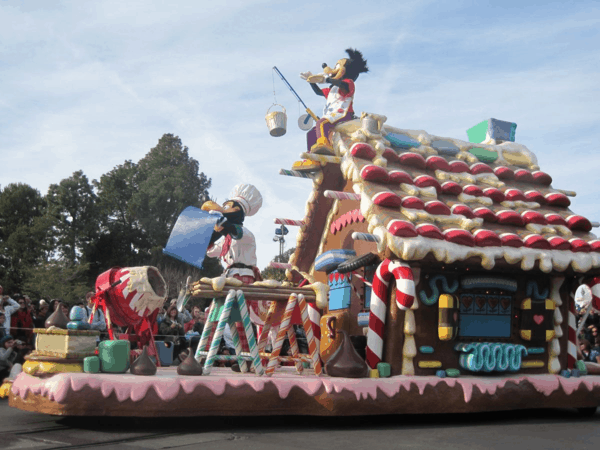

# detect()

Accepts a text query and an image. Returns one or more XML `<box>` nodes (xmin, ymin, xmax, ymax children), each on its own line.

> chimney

<box><xmin>466</xmin><ymin>118</ymin><xmax>517</xmax><ymax>144</ymax></box>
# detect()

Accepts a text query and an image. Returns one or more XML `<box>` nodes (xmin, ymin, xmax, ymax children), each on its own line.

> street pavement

<box><xmin>1</xmin><ymin>399</ymin><xmax>599</xmax><ymax>449</ymax></box>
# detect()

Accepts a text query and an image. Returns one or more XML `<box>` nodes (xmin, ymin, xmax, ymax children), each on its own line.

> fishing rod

<box><xmin>272</xmin><ymin>66</ymin><xmax>320</xmax><ymax>122</ymax></box>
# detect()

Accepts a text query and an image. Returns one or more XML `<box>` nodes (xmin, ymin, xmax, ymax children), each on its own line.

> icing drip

<box><xmin>379</xmin><ymin>230</ymin><xmax>600</xmax><ymax>273</ymax></box>
<box><xmin>12</xmin><ymin>371</ymin><xmax>600</xmax><ymax>406</ymax></box>
<box><xmin>402</xmin><ymin>310</ymin><xmax>416</xmax><ymax>376</ymax></box>
<box><xmin>549</xmin><ymin>277</ymin><xmax>566</xmax><ymax>374</ymax></box>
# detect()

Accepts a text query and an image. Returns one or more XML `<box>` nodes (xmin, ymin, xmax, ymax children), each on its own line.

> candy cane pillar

<box><xmin>567</xmin><ymin>285</ymin><xmax>578</xmax><ymax>370</ymax></box>
<box><xmin>365</xmin><ymin>259</ymin><xmax>416</xmax><ymax>370</ymax></box>
<box><xmin>586</xmin><ymin>276</ymin><xmax>600</xmax><ymax>311</ymax></box>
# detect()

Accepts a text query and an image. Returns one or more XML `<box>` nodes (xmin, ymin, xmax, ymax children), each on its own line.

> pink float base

<box><xmin>9</xmin><ymin>368</ymin><xmax>600</xmax><ymax>417</ymax></box>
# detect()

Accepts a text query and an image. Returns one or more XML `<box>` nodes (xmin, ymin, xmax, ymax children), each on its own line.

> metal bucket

<box><xmin>265</xmin><ymin>104</ymin><xmax>287</xmax><ymax>137</ymax></box>
<box><xmin>95</xmin><ymin>266</ymin><xmax>167</xmax><ymax>327</ymax></box>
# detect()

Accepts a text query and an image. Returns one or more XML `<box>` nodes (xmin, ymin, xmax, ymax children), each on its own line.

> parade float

<box><xmin>8</xmin><ymin>49</ymin><xmax>600</xmax><ymax>417</ymax></box>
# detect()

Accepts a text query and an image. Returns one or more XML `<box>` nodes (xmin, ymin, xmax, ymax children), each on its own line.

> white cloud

<box><xmin>2</xmin><ymin>0</ymin><xmax>600</xmax><ymax>269</ymax></box>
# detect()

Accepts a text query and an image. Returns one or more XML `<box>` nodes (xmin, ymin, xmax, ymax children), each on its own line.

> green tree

<box><xmin>91</xmin><ymin>134</ymin><xmax>217</xmax><ymax>286</ymax></box>
<box><xmin>23</xmin><ymin>260</ymin><xmax>91</xmax><ymax>305</ymax></box>
<box><xmin>92</xmin><ymin>160</ymin><xmax>150</xmax><ymax>268</ymax></box>
<box><xmin>131</xmin><ymin>134</ymin><xmax>211</xmax><ymax>252</ymax></box>
<box><xmin>261</xmin><ymin>247</ymin><xmax>296</xmax><ymax>281</ymax></box>
<box><xmin>46</xmin><ymin>171</ymin><xmax>99</xmax><ymax>265</ymax></box>
<box><xmin>0</xmin><ymin>183</ymin><xmax>52</xmax><ymax>292</ymax></box>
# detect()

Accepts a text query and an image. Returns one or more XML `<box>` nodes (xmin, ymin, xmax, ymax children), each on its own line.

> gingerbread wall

<box><xmin>384</xmin><ymin>266</ymin><xmax>571</xmax><ymax>377</ymax></box>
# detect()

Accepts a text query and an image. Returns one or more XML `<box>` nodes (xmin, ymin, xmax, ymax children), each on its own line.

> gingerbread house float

<box><xmin>285</xmin><ymin>115</ymin><xmax>600</xmax><ymax>377</ymax></box>
<box><xmin>8</xmin><ymin>115</ymin><xmax>600</xmax><ymax>417</ymax></box>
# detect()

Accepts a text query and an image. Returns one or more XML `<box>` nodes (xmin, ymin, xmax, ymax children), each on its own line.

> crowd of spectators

<box><xmin>0</xmin><ymin>281</ymin><xmax>312</xmax><ymax>377</ymax></box>
<box><xmin>577</xmin><ymin>308</ymin><xmax>600</xmax><ymax>363</ymax></box>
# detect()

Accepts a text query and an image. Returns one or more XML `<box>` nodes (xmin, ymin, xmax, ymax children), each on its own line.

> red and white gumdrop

<box><xmin>416</xmin><ymin>223</ymin><xmax>444</xmax><ymax>240</ymax></box>
<box><xmin>500</xmin><ymin>233</ymin><xmax>524</xmax><ymax>247</ymax></box>
<box><xmin>388</xmin><ymin>170</ymin><xmax>413</xmax><ymax>185</ymax></box>
<box><xmin>398</xmin><ymin>152</ymin><xmax>426</xmax><ymax>169</ymax></box>
<box><xmin>473</xmin><ymin>229</ymin><xmax>502</xmax><ymax>247</ymax></box>
<box><xmin>387</xmin><ymin>220</ymin><xmax>418</xmax><ymax>237</ymax></box>
<box><xmin>401</xmin><ymin>196</ymin><xmax>425</xmax><ymax>210</ymax></box>
<box><xmin>360</xmin><ymin>165</ymin><xmax>390</xmax><ymax>184</ymax></box>
<box><xmin>351</xmin><ymin>143</ymin><xmax>376</xmax><ymax>160</ymax></box>
<box><xmin>372</xmin><ymin>191</ymin><xmax>403</xmax><ymax>208</ymax></box>
<box><xmin>444</xmin><ymin>228</ymin><xmax>475</xmax><ymax>247</ymax></box>
<box><xmin>451</xmin><ymin>204</ymin><xmax>475</xmax><ymax>218</ymax></box>
<box><xmin>494</xmin><ymin>166</ymin><xmax>515</xmax><ymax>179</ymax></box>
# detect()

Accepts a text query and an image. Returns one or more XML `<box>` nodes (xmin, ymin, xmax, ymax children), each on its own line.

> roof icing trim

<box><xmin>370</xmin><ymin>229</ymin><xmax>600</xmax><ymax>273</ymax></box>
<box><xmin>330</xmin><ymin>114</ymin><xmax>599</xmax><ymax>273</ymax></box>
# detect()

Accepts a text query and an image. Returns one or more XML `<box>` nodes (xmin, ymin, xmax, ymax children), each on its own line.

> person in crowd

<box><xmin>590</xmin><ymin>326</ymin><xmax>600</xmax><ymax>349</ymax></box>
<box><xmin>183</xmin><ymin>305</ymin><xmax>206</xmax><ymax>358</ymax></box>
<box><xmin>10</xmin><ymin>295</ymin><xmax>34</xmax><ymax>345</ymax></box>
<box><xmin>159</xmin><ymin>305</ymin><xmax>187</xmax><ymax>362</ymax></box>
<box><xmin>184</xmin><ymin>306</ymin><xmax>206</xmax><ymax>334</ymax></box>
<box><xmin>168</xmin><ymin>298</ymin><xmax>192</xmax><ymax>326</ymax></box>
<box><xmin>156</xmin><ymin>305</ymin><xmax>167</xmax><ymax>328</ymax></box>
<box><xmin>580</xmin><ymin>339</ymin><xmax>600</xmax><ymax>363</ymax></box>
<box><xmin>0</xmin><ymin>335</ymin><xmax>25</xmax><ymax>380</ymax></box>
<box><xmin>586</xmin><ymin>309</ymin><xmax>600</xmax><ymax>329</ymax></box>
<box><xmin>0</xmin><ymin>286</ymin><xmax>20</xmax><ymax>335</ymax></box>
<box><xmin>49</xmin><ymin>299</ymin><xmax>61</xmax><ymax>314</ymax></box>
<box><xmin>84</xmin><ymin>292</ymin><xmax>107</xmax><ymax>332</ymax></box>
<box><xmin>60</xmin><ymin>303</ymin><xmax>70</xmax><ymax>317</ymax></box>
<box><xmin>0</xmin><ymin>313</ymin><xmax>7</xmax><ymax>339</ymax></box>
<box><xmin>34</xmin><ymin>300</ymin><xmax>50</xmax><ymax>328</ymax></box>
<box><xmin>221</xmin><ymin>320</ymin><xmax>236</xmax><ymax>356</ymax></box>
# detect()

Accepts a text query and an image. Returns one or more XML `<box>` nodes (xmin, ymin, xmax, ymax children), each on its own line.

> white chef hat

<box><xmin>228</xmin><ymin>184</ymin><xmax>263</xmax><ymax>217</ymax></box>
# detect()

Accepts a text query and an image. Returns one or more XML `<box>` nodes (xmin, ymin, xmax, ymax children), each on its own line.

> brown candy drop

<box><xmin>130</xmin><ymin>346</ymin><xmax>157</xmax><ymax>376</ymax></box>
<box><xmin>177</xmin><ymin>351</ymin><xmax>204</xmax><ymax>376</ymax></box>
<box><xmin>45</xmin><ymin>302</ymin><xmax>70</xmax><ymax>329</ymax></box>
<box><xmin>325</xmin><ymin>330</ymin><xmax>369</xmax><ymax>378</ymax></box>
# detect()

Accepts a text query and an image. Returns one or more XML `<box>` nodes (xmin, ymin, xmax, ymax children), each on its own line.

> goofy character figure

<box><xmin>293</xmin><ymin>48</ymin><xmax>369</xmax><ymax>172</ymax></box>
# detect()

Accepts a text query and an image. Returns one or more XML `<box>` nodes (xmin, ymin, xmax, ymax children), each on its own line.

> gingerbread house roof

<box><xmin>288</xmin><ymin>115</ymin><xmax>600</xmax><ymax>276</ymax></box>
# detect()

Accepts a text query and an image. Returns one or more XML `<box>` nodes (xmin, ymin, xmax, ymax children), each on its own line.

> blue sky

<box><xmin>2</xmin><ymin>1</ymin><xmax>599</xmax><ymax>269</ymax></box>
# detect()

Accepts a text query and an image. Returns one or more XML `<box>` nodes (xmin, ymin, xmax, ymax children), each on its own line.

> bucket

<box><xmin>154</xmin><ymin>341</ymin><xmax>174</xmax><ymax>367</ymax></box>
<box><xmin>95</xmin><ymin>266</ymin><xmax>167</xmax><ymax>327</ymax></box>
<box><xmin>265</xmin><ymin>104</ymin><xmax>287</xmax><ymax>137</ymax></box>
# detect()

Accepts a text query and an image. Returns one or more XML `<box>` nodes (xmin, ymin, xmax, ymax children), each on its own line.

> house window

<box><xmin>328</xmin><ymin>271</ymin><xmax>352</xmax><ymax>311</ymax></box>
<box><xmin>458</xmin><ymin>291</ymin><xmax>512</xmax><ymax>338</ymax></box>
<box><xmin>362</xmin><ymin>265</ymin><xmax>376</xmax><ymax>310</ymax></box>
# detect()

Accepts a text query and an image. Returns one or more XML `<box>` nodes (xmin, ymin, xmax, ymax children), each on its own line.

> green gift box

<box><xmin>99</xmin><ymin>340</ymin><xmax>131</xmax><ymax>373</ymax></box>
<box><xmin>83</xmin><ymin>356</ymin><xmax>101</xmax><ymax>373</ymax></box>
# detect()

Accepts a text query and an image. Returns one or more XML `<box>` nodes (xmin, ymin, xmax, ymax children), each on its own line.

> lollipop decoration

<box><xmin>576</xmin><ymin>283</ymin><xmax>595</xmax><ymax>337</ymax></box>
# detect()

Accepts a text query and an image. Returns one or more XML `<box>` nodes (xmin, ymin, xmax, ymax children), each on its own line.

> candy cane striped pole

<box><xmin>307</xmin><ymin>301</ymin><xmax>321</xmax><ymax>349</ymax></box>
<box><xmin>568</xmin><ymin>285</ymin><xmax>578</xmax><ymax>370</ymax></box>
<box><xmin>287</xmin><ymin>327</ymin><xmax>304</xmax><ymax>374</ymax></box>
<box><xmin>298</xmin><ymin>294</ymin><xmax>322</xmax><ymax>376</ymax></box>
<box><xmin>260</xmin><ymin>353</ymin><xmax>313</xmax><ymax>364</ymax></box>
<box><xmin>268</xmin><ymin>262</ymin><xmax>292</xmax><ymax>270</ymax></box>
<box><xmin>300</xmin><ymin>152</ymin><xmax>342</xmax><ymax>164</ymax></box>
<box><xmin>392</xmin><ymin>262</ymin><xmax>416</xmax><ymax>310</ymax></box>
<box><xmin>279</xmin><ymin>169</ymin><xmax>319</xmax><ymax>179</ymax></box>
<box><xmin>203</xmin><ymin>290</ymin><xmax>236</xmax><ymax>375</ymax></box>
<box><xmin>236</xmin><ymin>290</ymin><xmax>264</xmax><ymax>376</ymax></box>
<box><xmin>195</xmin><ymin>301</ymin><xmax>216</xmax><ymax>361</ymax></box>
<box><xmin>365</xmin><ymin>259</ymin><xmax>416</xmax><ymax>370</ymax></box>
<box><xmin>229</xmin><ymin>319</ymin><xmax>249</xmax><ymax>373</ymax></box>
<box><xmin>353</xmin><ymin>273</ymin><xmax>372</xmax><ymax>287</ymax></box>
<box><xmin>257</xmin><ymin>299</ymin><xmax>280</xmax><ymax>353</ymax></box>
<box><xmin>352</xmin><ymin>232</ymin><xmax>380</xmax><ymax>243</ymax></box>
<box><xmin>298</xmin><ymin>280</ymin><xmax>321</xmax><ymax>353</ymax></box>
<box><xmin>274</xmin><ymin>218</ymin><xmax>305</xmax><ymax>227</ymax></box>
<box><xmin>266</xmin><ymin>294</ymin><xmax>297</xmax><ymax>376</ymax></box>
<box><xmin>324</xmin><ymin>190</ymin><xmax>361</xmax><ymax>201</ymax></box>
